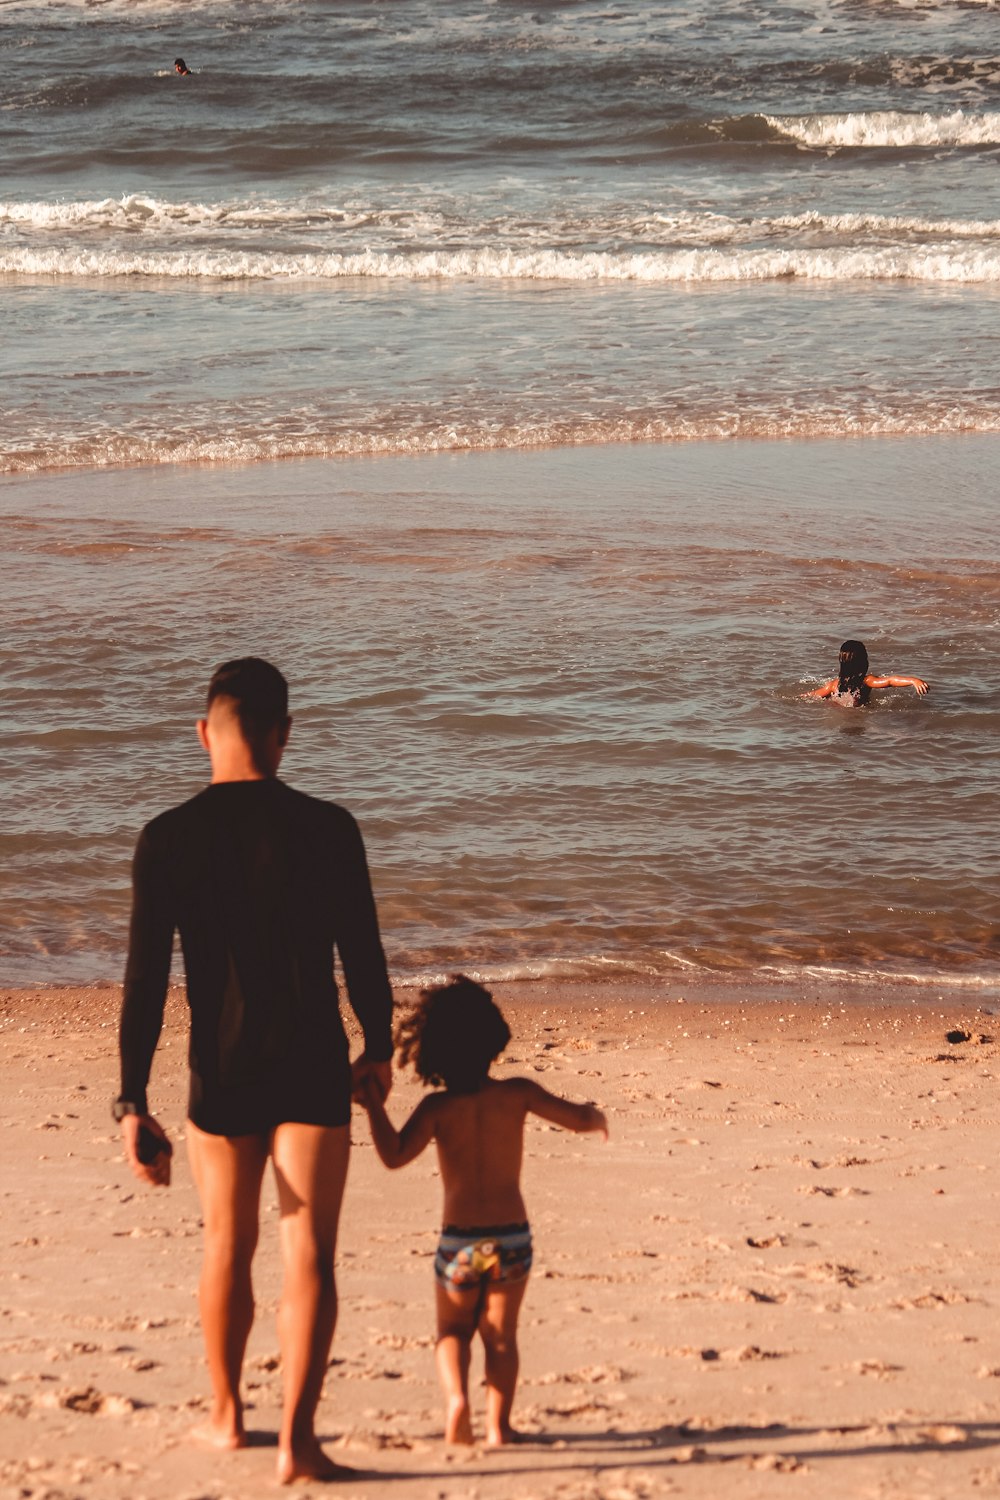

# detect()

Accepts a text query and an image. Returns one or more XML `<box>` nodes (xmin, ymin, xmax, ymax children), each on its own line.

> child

<box><xmin>359</xmin><ymin>976</ymin><xmax>608</xmax><ymax>1447</ymax></box>
<box><xmin>805</xmin><ymin>639</ymin><xmax>929</xmax><ymax>707</ymax></box>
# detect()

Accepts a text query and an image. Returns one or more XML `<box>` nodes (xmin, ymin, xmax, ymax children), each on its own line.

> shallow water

<box><xmin>2</xmin><ymin>438</ymin><xmax>997</xmax><ymax>990</ymax></box>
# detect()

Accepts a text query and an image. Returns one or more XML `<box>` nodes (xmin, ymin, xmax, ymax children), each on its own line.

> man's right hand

<box><xmin>121</xmin><ymin>1113</ymin><xmax>172</xmax><ymax>1187</ymax></box>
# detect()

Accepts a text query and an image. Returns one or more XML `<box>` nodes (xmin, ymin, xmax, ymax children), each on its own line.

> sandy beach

<box><xmin>3</xmin><ymin>982</ymin><xmax>1000</xmax><ymax>1499</ymax></box>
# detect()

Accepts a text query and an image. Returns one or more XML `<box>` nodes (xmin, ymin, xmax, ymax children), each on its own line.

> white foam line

<box><xmin>762</xmin><ymin>964</ymin><xmax>999</xmax><ymax>989</ymax></box>
<box><xmin>6</xmin><ymin>197</ymin><xmax>1000</xmax><ymax>247</ymax></box>
<box><xmin>7</xmin><ymin>405</ymin><xmax>1000</xmax><ymax>474</ymax></box>
<box><xmin>5</xmin><ymin>244</ymin><xmax>1000</xmax><ymax>283</ymax></box>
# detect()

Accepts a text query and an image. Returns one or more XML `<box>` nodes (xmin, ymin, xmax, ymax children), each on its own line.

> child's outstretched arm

<box><xmin>521</xmin><ymin>1079</ymin><xmax>608</xmax><ymax>1139</ymax></box>
<box><xmin>803</xmin><ymin>679</ymin><xmax>837</xmax><ymax>699</ymax></box>
<box><xmin>866</xmin><ymin>673</ymin><xmax>929</xmax><ymax>695</ymax></box>
<box><xmin>360</xmin><ymin>1076</ymin><xmax>438</xmax><ymax>1169</ymax></box>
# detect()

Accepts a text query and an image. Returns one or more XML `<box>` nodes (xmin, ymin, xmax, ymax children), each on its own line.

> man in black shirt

<box><xmin>116</xmin><ymin>658</ymin><xmax>393</xmax><ymax>1484</ymax></box>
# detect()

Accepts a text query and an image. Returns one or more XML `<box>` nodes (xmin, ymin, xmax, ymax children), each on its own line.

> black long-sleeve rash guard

<box><xmin>119</xmin><ymin>778</ymin><xmax>393</xmax><ymax>1135</ymax></box>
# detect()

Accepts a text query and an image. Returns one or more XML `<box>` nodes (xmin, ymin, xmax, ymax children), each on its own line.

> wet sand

<box><xmin>3</xmin><ymin>981</ymin><xmax>1000</xmax><ymax>1498</ymax></box>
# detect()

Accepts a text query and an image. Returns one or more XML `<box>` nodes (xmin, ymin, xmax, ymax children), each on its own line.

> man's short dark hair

<box><xmin>206</xmin><ymin>657</ymin><xmax>289</xmax><ymax>742</ymax></box>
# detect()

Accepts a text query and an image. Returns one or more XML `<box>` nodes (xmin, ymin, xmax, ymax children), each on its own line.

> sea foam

<box><xmin>5</xmin><ymin>243</ymin><xmax>1000</xmax><ymax>283</ymax></box>
<box><xmin>765</xmin><ymin>109</ymin><xmax>1000</xmax><ymax>149</ymax></box>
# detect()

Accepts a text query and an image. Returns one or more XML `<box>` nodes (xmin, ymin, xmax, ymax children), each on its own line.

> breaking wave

<box><xmin>765</xmin><ymin>108</ymin><xmax>1000</xmax><ymax>149</ymax></box>
<box><xmin>5</xmin><ymin>242</ymin><xmax>1000</xmax><ymax>283</ymax></box>
<box><xmin>6</xmin><ymin>195</ymin><xmax>1000</xmax><ymax>248</ymax></box>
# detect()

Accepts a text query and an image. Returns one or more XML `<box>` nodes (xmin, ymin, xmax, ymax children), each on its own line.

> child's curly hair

<box><xmin>396</xmin><ymin>975</ymin><xmax>511</xmax><ymax>1094</ymax></box>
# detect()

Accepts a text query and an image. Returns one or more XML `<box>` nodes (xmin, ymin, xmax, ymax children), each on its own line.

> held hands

<box><xmin>356</xmin><ymin>1073</ymin><xmax>383</xmax><ymax>1112</ymax></box>
<box><xmin>351</xmin><ymin>1053</ymin><xmax>392</xmax><ymax>1108</ymax></box>
<box><xmin>120</xmin><ymin>1113</ymin><xmax>172</xmax><ymax>1188</ymax></box>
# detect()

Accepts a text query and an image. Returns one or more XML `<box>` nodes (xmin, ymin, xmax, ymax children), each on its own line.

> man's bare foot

<box><xmin>190</xmin><ymin>1417</ymin><xmax>247</xmax><ymax>1451</ymax></box>
<box><xmin>276</xmin><ymin>1439</ymin><xmax>356</xmax><ymax>1485</ymax></box>
<box><xmin>445</xmin><ymin>1396</ymin><xmax>473</xmax><ymax>1445</ymax></box>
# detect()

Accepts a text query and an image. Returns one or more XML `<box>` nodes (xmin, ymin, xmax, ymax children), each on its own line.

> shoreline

<box><xmin>4</xmin><ymin>967</ymin><xmax>1000</xmax><ymax>1025</ymax></box>
<box><xmin>3</xmin><ymin>425</ymin><xmax>1000</xmax><ymax>489</ymax></box>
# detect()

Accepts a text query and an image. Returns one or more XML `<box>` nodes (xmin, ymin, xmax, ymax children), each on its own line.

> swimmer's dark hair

<box><xmin>838</xmin><ymin>639</ymin><xmax>869</xmax><ymax>692</ymax></box>
<box><xmin>206</xmin><ymin>657</ymin><xmax>289</xmax><ymax>749</ymax></box>
<box><xmin>397</xmin><ymin>976</ymin><xmax>511</xmax><ymax>1094</ymax></box>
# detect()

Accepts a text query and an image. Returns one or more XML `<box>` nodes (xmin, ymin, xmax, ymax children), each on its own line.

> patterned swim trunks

<box><xmin>434</xmin><ymin>1221</ymin><xmax>533</xmax><ymax>1289</ymax></box>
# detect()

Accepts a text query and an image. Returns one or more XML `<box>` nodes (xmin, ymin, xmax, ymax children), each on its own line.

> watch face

<box><xmin>112</xmin><ymin>1099</ymin><xmax>138</xmax><ymax>1121</ymax></box>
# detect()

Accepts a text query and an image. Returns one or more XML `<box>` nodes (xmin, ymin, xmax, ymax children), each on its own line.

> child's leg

<box><xmin>478</xmin><ymin>1276</ymin><xmax>529</xmax><ymax>1446</ymax></box>
<box><xmin>434</xmin><ymin>1283</ymin><xmax>481</xmax><ymax>1444</ymax></box>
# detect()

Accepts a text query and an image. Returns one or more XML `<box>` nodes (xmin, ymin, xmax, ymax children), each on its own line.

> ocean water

<box><xmin>1</xmin><ymin>0</ymin><xmax>998</xmax><ymax>994</ymax></box>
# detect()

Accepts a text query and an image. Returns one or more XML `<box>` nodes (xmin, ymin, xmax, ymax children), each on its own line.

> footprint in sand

<box><xmin>371</xmin><ymin>1331</ymin><xmax>434</xmax><ymax>1350</ymax></box>
<box><xmin>778</xmin><ymin>1261</ymin><xmax>866</xmax><ymax>1288</ymax></box>
<box><xmin>0</xmin><ymin>1392</ymin><xmax>33</xmax><ymax>1417</ymax></box>
<box><xmin>534</xmin><ymin>1365</ymin><xmax>632</xmax><ymax>1386</ymax></box>
<box><xmin>536</xmin><ymin>1394</ymin><xmax>618</xmax><ymax>1418</ymax></box>
<box><xmin>728</xmin><ymin>1286</ymin><xmax>789</xmax><ymax>1305</ymax></box>
<box><xmin>744</xmin><ymin>1453</ymin><xmax>808</xmax><ymax>1472</ymax></box>
<box><xmin>892</xmin><ymin>1289</ymin><xmax>974</xmax><ymax>1310</ymax></box>
<box><xmin>799</xmin><ymin>1184</ymin><xmax>869</xmax><ymax>1197</ymax></box>
<box><xmin>34</xmin><ymin>1385</ymin><xmax>137</xmax><ymax>1416</ymax></box>
<box><xmin>544</xmin><ymin>1464</ymin><xmax>658</xmax><ymax>1498</ymax></box>
<box><xmin>853</xmin><ymin>1358</ymin><xmax>903</xmax><ymax>1378</ymax></box>
<box><xmin>656</xmin><ymin>1345</ymin><xmax>786</xmax><ymax>1364</ymax></box>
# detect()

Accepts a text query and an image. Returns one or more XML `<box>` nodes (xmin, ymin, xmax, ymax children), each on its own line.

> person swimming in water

<box><xmin>805</xmin><ymin>639</ymin><xmax>929</xmax><ymax>707</ymax></box>
<box><xmin>174</xmin><ymin>58</ymin><xmax>190</xmax><ymax>75</ymax></box>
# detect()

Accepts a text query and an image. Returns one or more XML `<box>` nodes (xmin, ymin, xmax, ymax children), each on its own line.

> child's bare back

<box><xmin>393</xmin><ymin>1075</ymin><xmax>604</xmax><ymax>1226</ymax></box>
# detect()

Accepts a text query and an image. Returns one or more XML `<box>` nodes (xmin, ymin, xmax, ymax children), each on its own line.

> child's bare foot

<box><xmin>190</xmin><ymin>1415</ymin><xmax>247</xmax><ymax>1451</ymax></box>
<box><xmin>486</xmin><ymin>1422</ymin><xmax>521</xmax><ymax>1447</ymax></box>
<box><xmin>445</xmin><ymin>1396</ymin><xmax>474</xmax><ymax>1445</ymax></box>
<box><xmin>276</xmin><ymin>1438</ymin><xmax>355</xmax><ymax>1484</ymax></box>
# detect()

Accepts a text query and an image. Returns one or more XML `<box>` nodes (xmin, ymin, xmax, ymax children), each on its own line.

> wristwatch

<box><xmin>111</xmin><ymin>1098</ymin><xmax>142</xmax><ymax>1122</ymax></box>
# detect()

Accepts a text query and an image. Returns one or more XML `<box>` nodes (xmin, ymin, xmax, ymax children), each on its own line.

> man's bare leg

<box><xmin>186</xmin><ymin>1123</ymin><xmax>269</xmax><ymax>1449</ymax></box>
<box><xmin>478</xmin><ymin>1278</ymin><xmax>529</xmax><ymax>1446</ymax></box>
<box><xmin>272</xmin><ymin>1122</ymin><xmax>351</xmax><ymax>1484</ymax></box>
<box><xmin>434</xmin><ymin>1283</ymin><xmax>480</xmax><ymax>1444</ymax></box>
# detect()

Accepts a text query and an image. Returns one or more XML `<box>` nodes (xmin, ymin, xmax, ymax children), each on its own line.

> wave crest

<box><xmin>5</xmin><ymin>242</ymin><xmax>1000</xmax><ymax>283</ymax></box>
<box><xmin>765</xmin><ymin>108</ymin><xmax>1000</xmax><ymax>149</ymax></box>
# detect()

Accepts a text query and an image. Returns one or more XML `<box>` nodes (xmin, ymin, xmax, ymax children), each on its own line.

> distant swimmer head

<box><xmin>838</xmin><ymin>639</ymin><xmax>869</xmax><ymax>688</ymax></box>
<box><xmin>174</xmin><ymin>58</ymin><xmax>190</xmax><ymax>75</ymax></box>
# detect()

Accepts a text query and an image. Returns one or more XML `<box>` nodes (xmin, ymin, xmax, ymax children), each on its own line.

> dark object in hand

<box><xmin>137</xmin><ymin>1125</ymin><xmax>173</xmax><ymax>1165</ymax></box>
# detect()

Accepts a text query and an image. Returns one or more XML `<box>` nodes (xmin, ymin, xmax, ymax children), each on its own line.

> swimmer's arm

<box><xmin>866</xmin><ymin>673</ymin><xmax>929</xmax><ymax>695</ymax></box>
<box><xmin>362</xmin><ymin>1085</ymin><xmax>437</xmax><ymax>1169</ymax></box>
<box><xmin>519</xmin><ymin>1079</ymin><xmax>608</xmax><ymax>1139</ymax></box>
<box><xmin>803</xmin><ymin>678</ymin><xmax>837</xmax><ymax>699</ymax></box>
